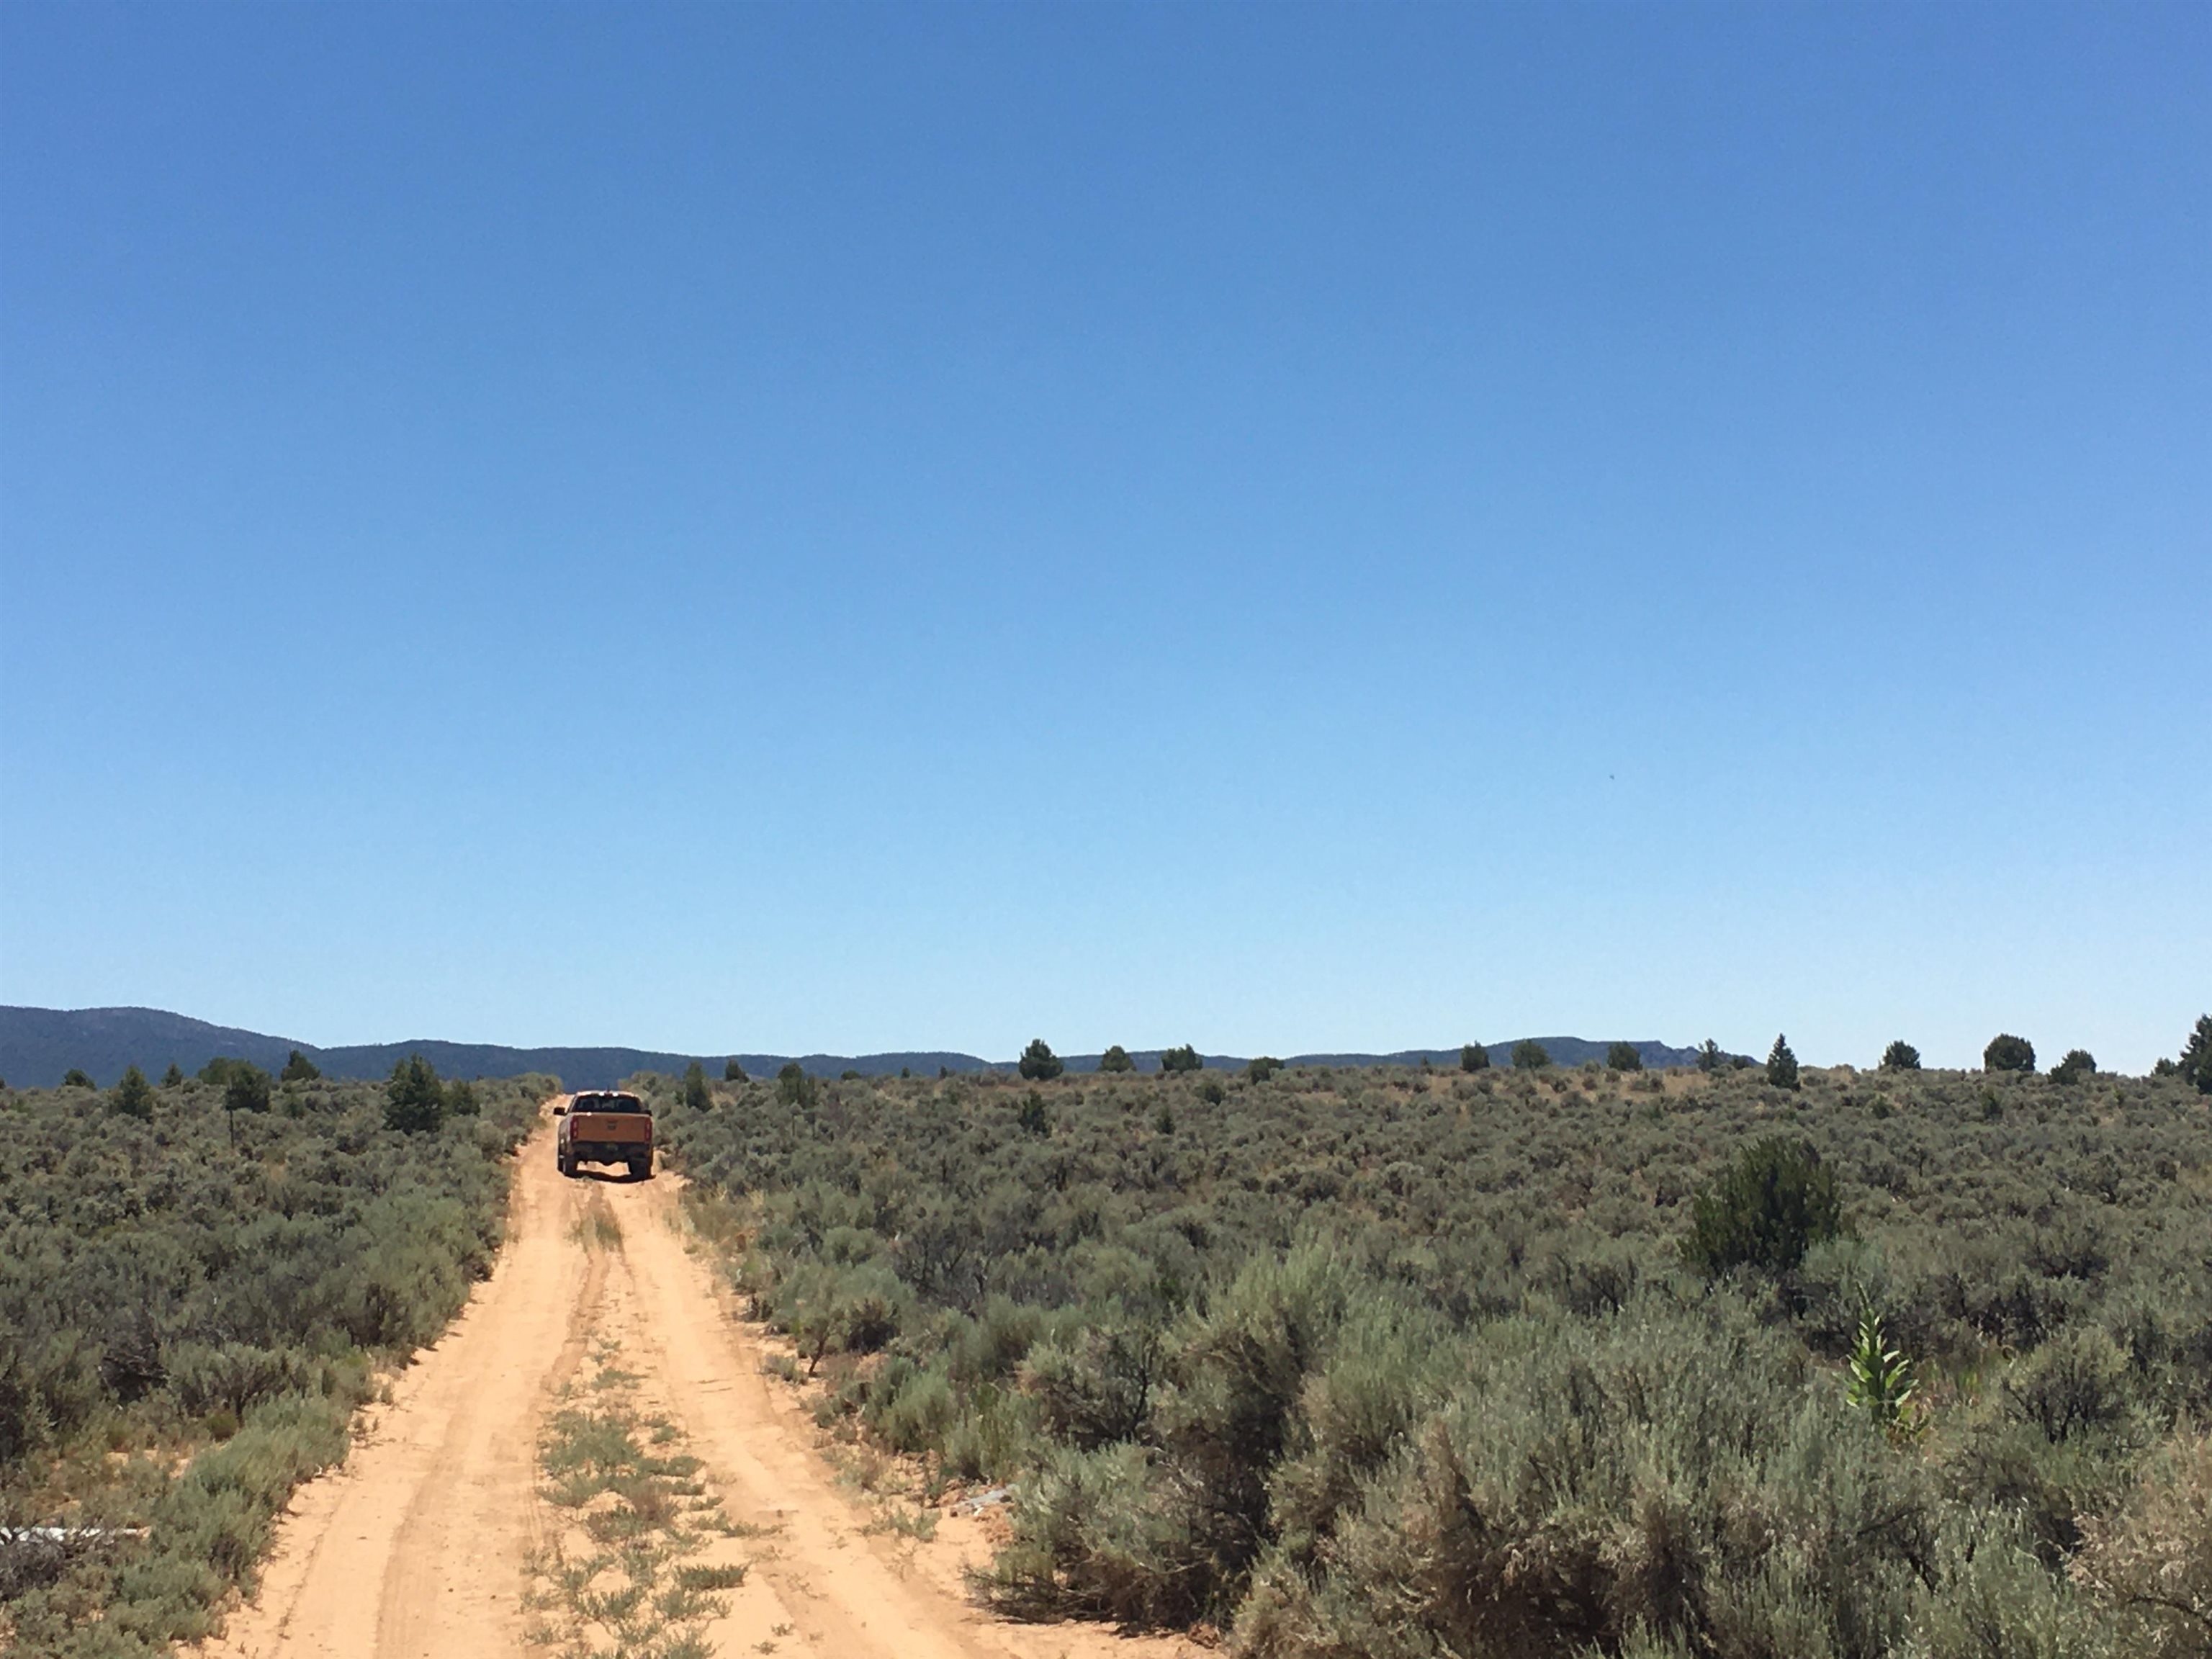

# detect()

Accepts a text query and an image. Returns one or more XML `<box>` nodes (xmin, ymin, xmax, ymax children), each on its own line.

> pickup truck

<box><xmin>554</xmin><ymin>1091</ymin><xmax>653</xmax><ymax>1179</ymax></box>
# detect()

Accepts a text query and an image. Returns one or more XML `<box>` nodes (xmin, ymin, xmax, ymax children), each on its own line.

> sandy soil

<box><xmin>200</xmin><ymin>1105</ymin><xmax>1201</xmax><ymax>1659</ymax></box>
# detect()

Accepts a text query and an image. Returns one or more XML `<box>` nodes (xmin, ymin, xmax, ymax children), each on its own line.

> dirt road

<box><xmin>202</xmin><ymin>1108</ymin><xmax>1195</xmax><ymax>1659</ymax></box>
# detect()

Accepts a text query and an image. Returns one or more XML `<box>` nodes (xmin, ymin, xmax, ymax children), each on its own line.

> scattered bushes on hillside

<box><xmin>652</xmin><ymin>1053</ymin><xmax>2211</xmax><ymax>1656</ymax></box>
<box><xmin>1</xmin><ymin>1071</ymin><xmax>544</xmax><ymax>1654</ymax></box>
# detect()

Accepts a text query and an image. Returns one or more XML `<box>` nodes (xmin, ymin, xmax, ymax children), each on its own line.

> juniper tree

<box><xmin>1019</xmin><ymin>1039</ymin><xmax>1064</xmax><ymax>1082</ymax></box>
<box><xmin>1460</xmin><ymin>1043</ymin><xmax>1491</xmax><ymax>1073</ymax></box>
<box><xmin>1512</xmin><ymin>1040</ymin><xmax>1552</xmax><ymax>1071</ymax></box>
<box><xmin>1880</xmin><ymin>1040</ymin><xmax>1921</xmax><ymax>1071</ymax></box>
<box><xmin>1683</xmin><ymin>1136</ymin><xmax>1844</xmax><ymax>1275</ymax></box>
<box><xmin>682</xmin><ymin>1061</ymin><xmax>711</xmax><ymax>1112</ymax></box>
<box><xmin>384</xmin><ymin>1054</ymin><xmax>445</xmax><ymax>1134</ymax></box>
<box><xmin>223</xmin><ymin>1064</ymin><xmax>271</xmax><ymax>1116</ymax></box>
<box><xmin>1984</xmin><ymin>1033</ymin><xmax>2036</xmax><ymax>1073</ymax></box>
<box><xmin>1098</xmin><ymin>1046</ymin><xmax>1135</xmax><ymax>1074</ymax></box>
<box><xmin>2180</xmin><ymin>1014</ymin><xmax>2212</xmax><ymax>1096</ymax></box>
<box><xmin>110</xmin><ymin>1066</ymin><xmax>155</xmax><ymax>1120</ymax></box>
<box><xmin>1160</xmin><ymin>1045</ymin><xmax>1202</xmax><ymax>1074</ymax></box>
<box><xmin>161</xmin><ymin>1062</ymin><xmax>184</xmax><ymax>1088</ymax></box>
<box><xmin>62</xmin><ymin>1068</ymin><xmax>94</xmax><ymax>1089</ymax></box>
<box><xmin>280</xmin><ymin>1049</ymin><xmax>321</xmax><ymax>1083</ymax></box>
<box><xmin>2051</xmin><ymin>1049</ymin><xmax>2097</xmax><ymax>1084</ymax></box>
<box><xmin>724</xmin><ymin>1058</ymin><xmax>747</xmax><ymax>1083</ymax></box>
<box><xmin>1606</xmin><ymin>1042</ymin><xmax>1643</xmax><ymax>1072</ymax></box>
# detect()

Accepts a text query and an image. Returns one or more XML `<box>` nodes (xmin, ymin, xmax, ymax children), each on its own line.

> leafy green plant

<box><xmin>1844</xmin><ymin>1308</ymin><xmax>1922</xmax><ymax>1434</ymax></box>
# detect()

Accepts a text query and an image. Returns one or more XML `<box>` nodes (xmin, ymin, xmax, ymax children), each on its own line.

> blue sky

<box><xmin>2</xmin><ymin>5</ymin><xmax>2205</xmax><ymax>1069</ymax></box>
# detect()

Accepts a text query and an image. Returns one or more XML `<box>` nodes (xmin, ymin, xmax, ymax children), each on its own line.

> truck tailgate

<box><xmin>570</xmin><ymin>1112</ymin><xmax>650</xmax><ymax>1142</ymax></box>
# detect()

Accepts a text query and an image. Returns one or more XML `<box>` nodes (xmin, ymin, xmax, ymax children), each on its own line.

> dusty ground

<box><xmin>199</xmin><ymin>1104</ymin><xmax>1200</xmax><ymax>1659</ymax></box>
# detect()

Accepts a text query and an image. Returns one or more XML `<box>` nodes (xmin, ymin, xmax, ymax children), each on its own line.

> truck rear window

<box><xmin>573</xmin><ymin>1094</ymin><xmax>649</xmax><ymax>1115</ymax></box>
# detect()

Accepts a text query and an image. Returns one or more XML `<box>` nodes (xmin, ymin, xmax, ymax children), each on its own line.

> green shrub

<box><xmin>1098</xmin><ymin>1045</ymin><xmax>1135</xmax><ymax>1074</ymax></box>
<box><xmin>1460</xmin><ymin>1043</ymin><xmax>1490</xmax><ymax>1073</ymax></box>
<box><xmin>61</xmin><ymin>1068</ymin><xmax>95</xmax><ymax>1089</ymax></box>
<box><xmin>1606</xmin><ymin>1041</ymin><xmax>1643</xmax><ymax>1072</ymax></box>
<box><xmin>279</xmin><ymin>1049</ymin><xmax>320</xmax><ymax>1083</ymax></box>
<box><xmin>1986</xmin><ymin>1033</ymin><xmax>2038</xmax><ymax>1073</ymax></box>
<box><xmin>723</xmin><ymin>1057</ymin><xmax>747</xmax><ymax>1082</ymax></box>
<box><xmin>1246</xmin><ymin>1056</ymin><xmax>1282</xmax><ymax>1083</ymax></box>
<box><xmin>1019</xmin><ymin>1039</ymin><xmax>1064</xmax><ymax>1082</ymax></box>
<box><xmin>1881</xmin><ymin>1039</ymin><xmax>1921</xmax><ymax>1071</ymax></box>
<box><xmin>161</xmin><ymin>1063</ymin><xmax>184</xmax><ymax>1088</ymax></box>
<box><xmin>776</xmin><ymin>1061</ymin><xmax>817</xmax><ymax>1109</ymax></box>
<box><xmin>1160</xmin><ymin>1045</ymin><xmax>1202</xmax><ymax>1074</ymax></box>
<box><xmin>1511</xmin><ymin>1040</ymin><xmax>1551</xmax><ymax>1071</ymax></box>
<box><xmin>1697</xmin><ymin>1038</ymin><xmax>1725</xmax><ymax>1073</ymax></box>
<box><xmin>1682</xmin><ymin>1136</ymin><xmax>1843</xmax><ymax>1275</ymax></box>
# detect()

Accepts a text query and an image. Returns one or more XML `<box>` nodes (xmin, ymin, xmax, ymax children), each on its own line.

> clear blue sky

<box><xmin>3</xmin><ymin>5</ymin><xmax>2206</xmax><ymax>1070</ymax></box>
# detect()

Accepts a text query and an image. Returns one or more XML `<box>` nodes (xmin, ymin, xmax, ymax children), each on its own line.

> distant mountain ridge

<box><xmin>0</xmin><ymin>1006</ymin><xmax>1714</xmax><ymax>1091</ymax></box>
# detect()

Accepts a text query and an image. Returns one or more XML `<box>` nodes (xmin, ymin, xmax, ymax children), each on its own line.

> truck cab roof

<box><xmin>570</xmin><ymin>1091</ymin><xmax>649</xmax><ymax>1115</ymax></box>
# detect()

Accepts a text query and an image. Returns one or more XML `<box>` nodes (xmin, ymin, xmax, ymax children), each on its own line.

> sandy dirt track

<box><xmin>202</xmin><ymin>1106</ymin><xmax>1197</xmax><ymax>1659</ymax></box>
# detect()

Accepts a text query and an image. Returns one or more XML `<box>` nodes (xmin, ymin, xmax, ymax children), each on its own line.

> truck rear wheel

<box><xmin>629</xmin><ymin>1153</ymin><xmax>651</xmax><ymax>1180</ymax></box>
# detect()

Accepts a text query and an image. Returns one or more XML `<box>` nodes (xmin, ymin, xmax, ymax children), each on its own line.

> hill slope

<box><xmin>0</xmin><ymin>1005</ymin><xmax>1714</xmax><ymax>1090</ymax></box>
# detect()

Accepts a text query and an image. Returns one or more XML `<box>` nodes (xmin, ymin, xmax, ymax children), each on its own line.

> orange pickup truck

<box><xmin>554</xmin><ymin>1091</ymin><xmax>654</xmax><ymax>1179</ymax></box>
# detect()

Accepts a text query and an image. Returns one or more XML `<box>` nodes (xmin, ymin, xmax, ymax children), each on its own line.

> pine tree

<box><xmin>280</xmin><ymin>1049</ymin><xmax>321</xmax><ymax>1083</ymax></box>
<box><xmin>1098</xmin><ymin>1046</ymin><xmax>1135</xmax><ymax>1074</ymax></box>
<box><xmin>724</xmin><ymin>1058</ymin><xmax>748</xmax><ymax>1083</ymax></box>
<box><xmin>161</xmin><ymin>1062</ymin><xmax>184</xmax><ymax>1088</ymax></box>
<box><xmin>1160</xmin><ymin>1045</ymin><xmax>1202</xmax><ymax>1074</ymax></box>
<box><xmin>1606</xmin><ymin>1042</ymin><xmax>1644</xmax><ymax>1072</ymax></box>
<box><xmin>1018</xmin><ymin>1039</ymin><xmax>1064</xmax><ymax>1082</ymax></box>
<box><xmin>1984</xmin><ymin>1033</ymin><xmax>2036</xmax><ymax>1074</ymax></box>
<box><xmin>1460</xmin><ymin>1043</ymin><xmax>1491</xmax><ymax>1073</ymax></box>
<box><xmin>682</xmin><ymin>1061</ymin><xmax>712</xmax><ymax>1112</ymax></box>
<box><xmin>1766</xmin><ymin>1034</ymin><xmax>1800</xmax><ymax>1092</ymax></box>
<box><xmin>1511</xmin><ymin>1040</ymin><xmax>1552</xmax><ymax>1071</ymax></box>
<box><xmin>1879</xmin><ymin>1040</ymin><xmax>1920</xmax><ymax>1071</ymax></box>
